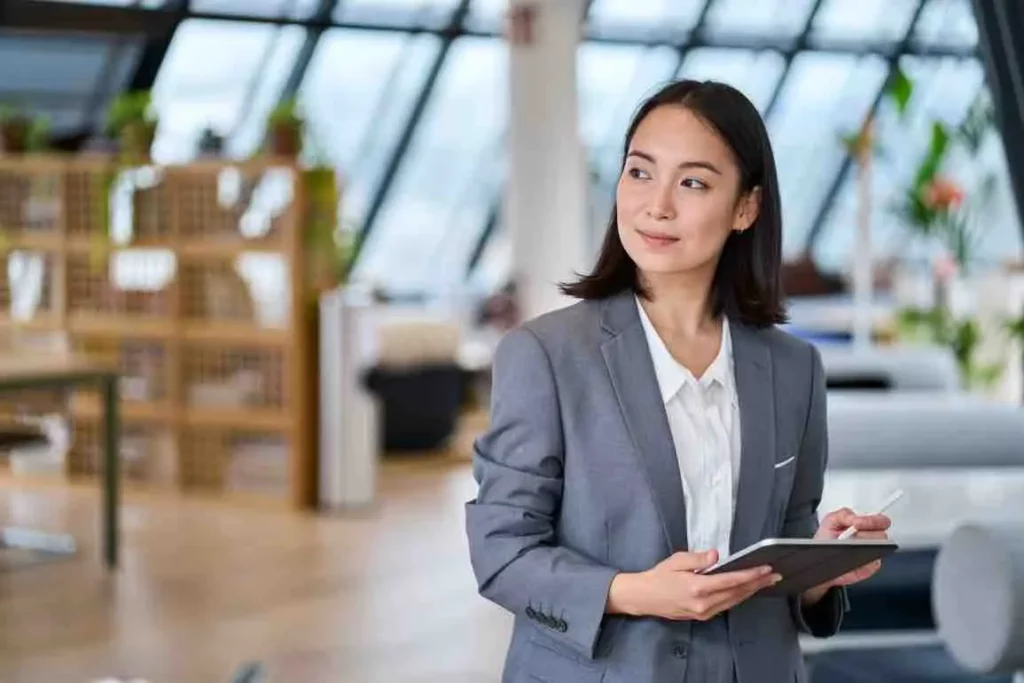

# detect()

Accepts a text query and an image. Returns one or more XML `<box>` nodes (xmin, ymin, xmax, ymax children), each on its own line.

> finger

<box><xmin>849</xmin><ymin>530</ymin><xmax>888</xmax><ymax>540</ymax></box>
<box><xmin>704</xmin><ymin>573</ymin><xmax>780</xmax><ymax>614</ymax></box>
<box><xmin>692</xmin><ymin>565</ymin><xmax>774</xmax><ymax>596</ymax></box>
<box><xmin>835</xmin><ymin>559</ymin><xmax>882</xmax><ymax>586</ymax></box>
<box><xmin>823</xmin><ymin>507</ymin><xmax>856</xmax><ymax>530</ymax></box>
<box><xmin>851</xmin><ymin>514</ymin><xmax>891</xmax><ymax>531</ymax></box>
<box><xmin>664</xmin><ymin>549</ymin><xmax>718</xmax><ymax>572</ymax></box>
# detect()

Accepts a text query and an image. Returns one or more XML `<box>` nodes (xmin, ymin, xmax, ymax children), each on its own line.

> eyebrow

<box><xmin>626</xmin><ymin>150</ymin><xmax>722</xmax><ymax>175</ymax></box>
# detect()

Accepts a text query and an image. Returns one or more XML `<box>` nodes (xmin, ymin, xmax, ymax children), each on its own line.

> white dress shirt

<box><xmin>636</xmin><ymin>298</ymin><xmax>742</xmax><ymax>560</ymax></box>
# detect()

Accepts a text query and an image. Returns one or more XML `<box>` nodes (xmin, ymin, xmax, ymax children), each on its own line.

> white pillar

<box><xmin>505</xmin><ymin>0</ymin><xmax>589</xmax><ymax>322</ymax></box>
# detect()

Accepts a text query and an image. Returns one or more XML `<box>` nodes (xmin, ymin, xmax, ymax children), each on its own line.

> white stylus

<box><xmin>837</xmin><ymin>488</ymin><xmax>904</xmax><ymax>540</ymax></box>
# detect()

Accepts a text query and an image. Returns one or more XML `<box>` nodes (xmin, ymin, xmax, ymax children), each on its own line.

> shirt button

<box><xmin>672</xmin><ymin>642</ymin><xmax>688</xmax><ymax>659</ymax></box>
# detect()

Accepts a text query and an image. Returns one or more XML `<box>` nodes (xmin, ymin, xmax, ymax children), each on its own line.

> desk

<box><xmin>0</xmin><ymin>354</ymin><xmax>119</xmax><ymax>569</ymax></box>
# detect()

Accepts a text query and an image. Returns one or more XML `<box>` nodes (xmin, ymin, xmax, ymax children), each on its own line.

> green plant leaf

<box><xmin>886</xmin><ymin>65</ymin><xmax>913</xmax><ymax>116</ymax></box>
<box><xmin>911</xmin><ymin>121</ymin><xmax>950</xmax><ymax>191</ymax></box>
<box><xmin>955</xmin><ymin>94</ymin><xmax>996</xmax><ymax>154</ymax></box>
<box><xmin>1004</xmin><ymin>316</ymin><xmax>1024</xmax><ymax>340</ymax></box>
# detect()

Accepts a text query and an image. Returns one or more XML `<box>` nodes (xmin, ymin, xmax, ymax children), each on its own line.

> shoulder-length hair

<box><xmin>559</xmin><ymin>79</ymin><xmax>787</xmax><ymax>327</ymax></box>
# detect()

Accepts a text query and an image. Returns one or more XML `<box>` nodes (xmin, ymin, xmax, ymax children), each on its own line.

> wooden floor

<box><xmin>0</xmin><ymin>456</ymin><xmax>511</xmax><ymax>683</ymax></box>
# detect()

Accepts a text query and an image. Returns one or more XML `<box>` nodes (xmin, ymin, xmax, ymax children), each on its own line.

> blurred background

<box><xmin>2</xmin><ymin>0</ymin><xmax>1024</xmax><ymax>681</ymax></box>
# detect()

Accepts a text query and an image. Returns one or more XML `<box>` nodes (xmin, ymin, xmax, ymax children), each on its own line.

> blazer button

<box><xmin>526</xmin><ymin>607</ymin><xmax>538</xmax><ymax>620</ymax></box>
<box><xmin>556</xmin><ymin>619</ymin><xmax>568</xmax><ymax>632</ymax></box>
<box><xmin>672</xmin><ymin>643</ymin><xmax>688</xmax><ymax>659</ymax></box>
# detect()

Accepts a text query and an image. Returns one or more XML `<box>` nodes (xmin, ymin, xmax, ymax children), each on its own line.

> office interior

<box><xmin>1</xmin><ymin>0</ymin><xmax>1024</xmax><ymax>681</ymax></box>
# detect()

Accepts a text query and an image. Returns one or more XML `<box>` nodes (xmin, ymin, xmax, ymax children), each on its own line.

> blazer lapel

<box><xmin>729</xmin><ymin>322</ymin><xmax>776</xmax><ymax>554</ymax></box>
<box><xmin>599</xmin><ymin>294</ymin><xmax>688</xmax><ymax>553</ymax></box>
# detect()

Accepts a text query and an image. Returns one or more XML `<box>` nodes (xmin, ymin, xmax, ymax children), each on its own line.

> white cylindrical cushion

<box><xmin>819</xmin><ymin>345</ymin><xmax>960</xmax><ymax>392</ymax></box>
<box><xmin>826</xmin><ymin>393</ymin><xmax>1024</xmax><ymax>469</ymax></box>
<box><xmin>933</xmin><ymin>523</ymin><xmax>1024</xmax><ymax>673</ymax></box>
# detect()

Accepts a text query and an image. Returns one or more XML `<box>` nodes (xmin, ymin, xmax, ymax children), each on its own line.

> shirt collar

<box><xmin>635</xmin><ymin>297</ymin><xmax>735</xmax><ymax>405</ymax></box>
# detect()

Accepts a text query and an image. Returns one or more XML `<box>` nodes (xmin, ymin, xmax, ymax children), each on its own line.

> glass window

<box><xmin>190</xmin><ymin>0</ymin><xmax>320</xmax><ymax>18</ymax></box>
<box><xmin>335</xmin><ymin>0</ymin><xmax>462</xmax><ymax>30</ymax></box>
<box><xmin>0</xmin><ymin>31</ymin><xmax>112</xmax><ymax>96</ymax></box>
<box><xmin>586</xmin><ymin>0</ymin><xmax>704</xmax><ymax>42</ymax></box>
<box><xmin>914</xmin><ymin>0</ymin><xmax>978</xmax><ymax>48</ymax></box>
<box><xmin>468</xmin><ymin>221</ymin><xmax>513</xmax><ymax>294</ymax></box>
<box><xmin>297</xmin><ymin>29</ymin><xmax>441</xmax><ymax>227</ymax></box>
<box><xmin>678</xmin><ymin>48</ymin><xmax>787</xmax><ymax>113</ymax></box>
<box><xmin>812</xmin><ymin>58</ymin><xmax>1011</xmax><ymax>271</ymax></box>
<box><xmin>465</xmin><ymin>0</ymin><xmax>507</xmax><ymax>32</ymax></box>
<box><xmin>577</xmin><ymin>43</ymin><xmax>680</xmax><ymax>165</ymax></box>
<box><xmin>150</xmin><ymin>20</ymin><xmax>291</xmax><ymax>164</ymax></box>
<box><xmin>704</xmin><ymin>0</ymin><xmax>817</xmax><ymax>42</ymax></box>
<box><xmin>811</xmin><ymin>0</ymin><xmax>919</xmax><ymax>45</ymax></box>
<box><xmin>224</xmin><ymin>25</ymin><xmax>306</xmax><ymax>158</ymax></box>
<box><xmin>353</xmin><ymin>37</ymin><xmax>508</xmax><ymax>294</ymax></box>
<box><xmin>767</xmin><ymin>52</ymin><xmax>889</xmax><ymax>256</ymax></box>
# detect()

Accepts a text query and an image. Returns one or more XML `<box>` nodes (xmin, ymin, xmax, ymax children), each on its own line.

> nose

<box><xmin>646</xmin><ymin>182</ymin><xmax>676</xmax><ymax>220</ymax></box>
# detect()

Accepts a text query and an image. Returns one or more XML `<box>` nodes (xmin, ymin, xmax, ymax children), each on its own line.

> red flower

<box><xmin>922</xmin><ymin>176</ymin><xmax>965</xmax><ymax>211</ymax></box>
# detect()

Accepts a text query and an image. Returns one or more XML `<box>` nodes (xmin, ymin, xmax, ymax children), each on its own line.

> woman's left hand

<box><xmin>801</xmin><ymin>507</ymin><xmax>892</xmax><ymax>605</ymax></box>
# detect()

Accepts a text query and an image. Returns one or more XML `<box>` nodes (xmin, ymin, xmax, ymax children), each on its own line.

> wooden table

<box><xmin>0</xmin><ymin>353</ymin><xmax>120</xmax><ymax>569</ymax></box>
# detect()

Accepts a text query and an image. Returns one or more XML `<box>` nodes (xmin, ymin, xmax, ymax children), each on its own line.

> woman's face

<box><xmin>616</xmin><ymin>104</ymin><xmax>759</xmax><ymax>279</ymax></box>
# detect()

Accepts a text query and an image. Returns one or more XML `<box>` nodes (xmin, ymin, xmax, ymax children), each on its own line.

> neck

<box><xmin>638</xmin><ymin>269</ymin><xmax>718</xmax><ymax>339</ymax></box>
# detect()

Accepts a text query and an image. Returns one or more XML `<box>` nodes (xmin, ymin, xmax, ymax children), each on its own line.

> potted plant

<box><xmin>0</xmin><ymin>105</ymin><xmax>32</xmax><ymax>154</ymax></box>
<box><xmin>106</xmin><ymin>90</ymin><xmax>157</xmax><ymax>163</ymax></box>
<box><xmin>303</xmin><ymin>165</ymin><xmax>357</xmax><ymax>291</ymax></box>
<box><xmin>266</xmin><ymin>99</ymin><xmax>304</xmax><ymax>158</ymax></box>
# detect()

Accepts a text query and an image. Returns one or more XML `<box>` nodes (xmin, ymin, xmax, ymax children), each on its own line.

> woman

<box><xmin>464</xmin><ymin>79</ymin><xmax>891</xmax><ymax>683</ymax></box>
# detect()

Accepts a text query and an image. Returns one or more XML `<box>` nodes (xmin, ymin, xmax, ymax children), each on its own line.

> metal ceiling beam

<box><xmin>973</xmin><ymin>0</ymin><xmax>1024</xmax><ymax>243</ymax></box>
<box><xmin>761</xmin><ymin>0</ymin><xmax>827</xmax><ymax>120</ymax></box>
<box><xmin>347</xmin><ymin>0</ymin><xmax>472</xmax><ymax>267</ymax></box>
<box><xmin>226</xmin><ymin>0</ymin><xmax>339</xmax><ymax>144</ymax></box>
<box><xmin>126</xmin><ymin>0</ymin><xmax>189</xmax><ymax>92</ymax></box>
<box><xmin>0</xmin><ymin>0</ymin><xmax>976</xmax><ymax>59</ymax></box>
<box><xmin>0</xmin><ymin>0</ymin><xmax>172</xmax><ymax>34</ymax></box>
<box><xmin>803</xmin><ymin>0</ymin><xmax>931</xmax><ymax>253</ymax></box>
<box><xmin>276</xmin><ymin>0</ymin><xmax>340</xmax><ymax>103</ymax></box>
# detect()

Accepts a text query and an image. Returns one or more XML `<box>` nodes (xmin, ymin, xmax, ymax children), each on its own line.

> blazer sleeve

<box><xmin>464</xmin><ymin>326</ymin><xmax>619</xmax><ymax>660</ymax></box>
<box><xmin>782</xmin><ymin>343</ymin><xmax>850</xmax><ymax>638</ymax></box>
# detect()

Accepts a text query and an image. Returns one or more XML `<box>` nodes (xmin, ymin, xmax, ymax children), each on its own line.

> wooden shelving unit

<box><xmin>0</xmin><ymin>155</ymin><xmax>324</xmax><ymax>509</ymax></box>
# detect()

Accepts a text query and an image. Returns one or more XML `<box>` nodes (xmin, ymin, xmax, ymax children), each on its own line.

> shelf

<box><xmin>183</xmin><ymin>322</ymin><xmax>289</xmax><ymax>346</ymax></box>
<box><xmin>69</xmin><ymin>315</ymin><xmax>176</xmax><ymax>339</ymax></box>
<box><xmin>0</xmin><ymin>233</ymin><xmax>63</xmax><ymax>252</ymax></box>
<box><xmin>177</xmin><ymin>240</ymin><xmax>288</xmax><ymax>259</ymax></box>
<box><xmin>183</xmin><ymin>407</ymin><xmax>291</xmax><ymax>431</ymax></box>
<box><xmin>70</xmin><ymin>394</ymin><xmax>174</xmax><ymax>423</ymax></box>
<box><xmin>0</xmin><ymin>315</ymin><xmax>62</xmax><ymax>331</ymax></box>
<box><xmin>0</xmin><ymin>156</ymin><xmax>319</xmax><ymax>509</ymax></box>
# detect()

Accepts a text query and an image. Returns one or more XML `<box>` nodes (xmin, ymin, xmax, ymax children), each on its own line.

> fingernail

<box><xmin>771</xmin><ymin>574</ymin><xmax>783</xmax><ymax>584</ymax></box>
<box><xmin>760</xmin><ymin>566</ymin><xmax>773</xmax><ymax>576</ymax></box>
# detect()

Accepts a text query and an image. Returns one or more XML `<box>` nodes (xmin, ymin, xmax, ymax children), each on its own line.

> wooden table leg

<box><xmin>102</xmin><ymin>374</ymin><xmax>120</xmax><ymax>569</ymax></box>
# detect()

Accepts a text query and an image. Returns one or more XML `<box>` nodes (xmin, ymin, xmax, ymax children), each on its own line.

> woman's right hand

<box><xmin>607</xmin><ymin>550</ymin><xmax>782</xmax><ymax>621</ymax></box>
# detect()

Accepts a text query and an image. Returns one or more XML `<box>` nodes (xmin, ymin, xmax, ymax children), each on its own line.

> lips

<box><xmin>637</xmin><ymin>229</ymin><xmax>679</xmax><ymax>247</ymax></box>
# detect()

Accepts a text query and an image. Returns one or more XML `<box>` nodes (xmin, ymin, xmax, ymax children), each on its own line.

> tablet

<box><xmin>699</xmin><ymin>538</ymin><xmax>899</xmax><ymax>597</ymax></box>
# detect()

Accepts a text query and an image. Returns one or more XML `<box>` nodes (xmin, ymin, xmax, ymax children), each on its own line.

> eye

<box><xmin>681</xmin><ymin>177</ymin><xmax>708</xmax><ymax>190</ymax></box>
<box><xmin>627</xmin><ymin>167</ymin><xmax>650</xmax><ymax>180</ymax></box>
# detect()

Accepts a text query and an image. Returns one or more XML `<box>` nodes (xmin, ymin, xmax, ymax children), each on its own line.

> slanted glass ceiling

<box><xmin>0</xmin><ymin>29</ymin><xmax>142</xmax><ymax>136</ymax></box>
<box><xmin>14</xmin><ymin>0</ymin><xmax>1013</xmax><ymax>297</ymax></box>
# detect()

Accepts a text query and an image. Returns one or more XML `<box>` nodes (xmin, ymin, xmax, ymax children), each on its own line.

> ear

<box><xmin>733</xmin><ymin>186</ymin><xmax>761</xmax><ymax>233</ymax></box>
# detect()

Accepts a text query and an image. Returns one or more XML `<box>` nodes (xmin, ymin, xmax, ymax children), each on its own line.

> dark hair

<box><xmin>559</xmin><ymin>79</ymin><xmax>787</xmax><ymax>327</ymax></box>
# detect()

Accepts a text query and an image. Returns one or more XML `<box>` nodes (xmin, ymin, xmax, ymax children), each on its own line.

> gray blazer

<box><xmin>465</xmin><ymin>291</ymin><xmax>848</xmax><ymax>683</ymax></box>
